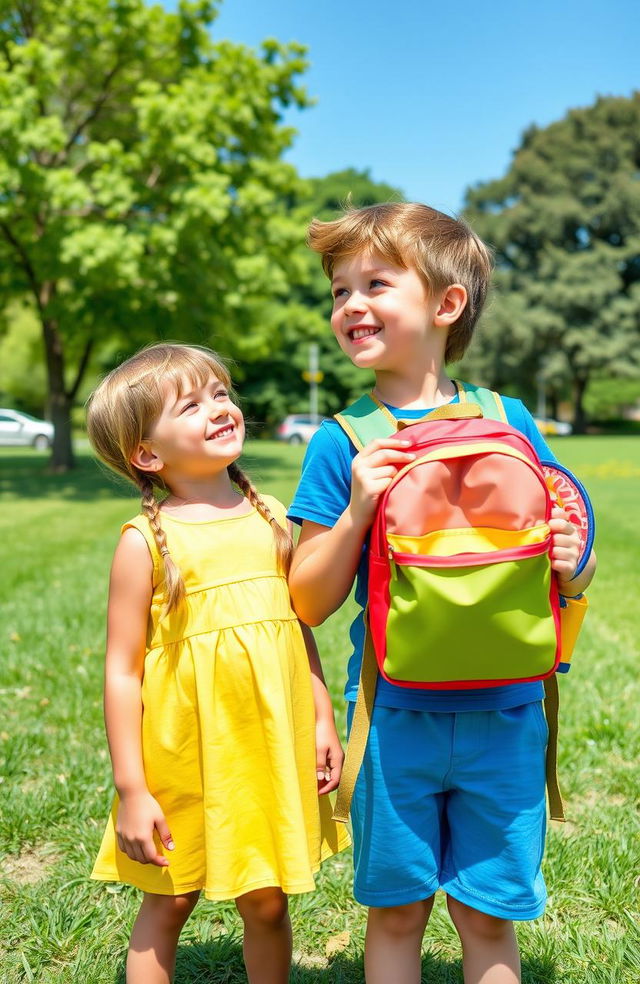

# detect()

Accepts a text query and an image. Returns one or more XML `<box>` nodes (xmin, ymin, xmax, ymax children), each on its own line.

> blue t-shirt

<box><xmin>288</xmin><ymin>392</ymin><xmax>559</xmax><ymax>711</ymax></box>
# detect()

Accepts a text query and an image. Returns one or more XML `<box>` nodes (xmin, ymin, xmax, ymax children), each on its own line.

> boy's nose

<box><xmin>344</xmin><ymin>290</ymin><xmax>367</xmax><ymax>315</ymax></box>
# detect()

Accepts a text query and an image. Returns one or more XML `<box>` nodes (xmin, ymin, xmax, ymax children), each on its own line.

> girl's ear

<box><xmin>130</xmin><ymin>442</ymin><xmax>163</xmax><ymax>473</ymax></box>
<box><xmin>434</xmin><ymin>284</ymin><xmax>468</xmax><ymax>326</ymax></box>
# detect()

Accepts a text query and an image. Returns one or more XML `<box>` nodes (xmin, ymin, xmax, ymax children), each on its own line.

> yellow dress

<box><xmin>91</xmin><ymin>496</ymin><xmax>349</xmax><ymax>900</ymax></box>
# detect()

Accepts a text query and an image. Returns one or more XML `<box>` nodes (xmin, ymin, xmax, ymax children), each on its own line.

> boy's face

<box><xmin>330</xmin><ymin>252</ymin><xmax>443</xmax><ymax>373</ymax></box>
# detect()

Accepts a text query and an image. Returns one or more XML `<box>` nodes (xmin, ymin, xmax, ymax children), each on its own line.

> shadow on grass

<box><xmin>0</xmin><ymin>450</ymin><xmax>135</xmax><ymax>502</ymax></box>
<box><xmin>111</xmin><ymin>939</ymin><xmax>558</xmax><ymax>983</ymax></box>
<box><xmin>0</xmin><ymin>444</ymin><xmax>302</xmax><ymax>502</ymax></box>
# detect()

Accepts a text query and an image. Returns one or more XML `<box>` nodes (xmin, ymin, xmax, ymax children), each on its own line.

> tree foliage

<box><xmin>238</xmin><ymin>168</ymin><xmax>405</xmax><ymax>430</ymax></box>
<box><xmin>0</xmin><ymin>0</ymin><xmax>308</xmax><ymax>466</ymax></box>
<box><xmin>462</xmin><ymin>93</ymin><xmax>640</xmax><ymax>429</ymax></box>
<box><xmin>0</xmin><ymin>300</ymin><xmax>46</xmax><ymax>411</ymax></box>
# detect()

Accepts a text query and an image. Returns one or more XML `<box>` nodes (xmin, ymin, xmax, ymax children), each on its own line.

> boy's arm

<box><xmin>104</xmin><ymin>528</ymin><xmax>174</xmax><ymax>866</ymax></box>
<box><xmin>299</xmin><ymin>622</ymin><xmax>343</xmax><ymax>795</ymax></box>
<box><xmin>548</xmin><ymin>507</ymin><xmax>597</xmax><ymax>595</ymax></box>
<box><xmin>289</xmin><ymin>436</ymin><xmax>415</xmax><ymax>625</ymax></box>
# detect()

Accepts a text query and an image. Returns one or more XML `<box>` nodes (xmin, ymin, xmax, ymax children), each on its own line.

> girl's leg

<box><xmin>364</xmin><ymin>897</ymin><xmax>434</xmax><ymax>984</ymax></box>
<box><xmin>447</xmin><ymin>896</ymin><xmax>520</xmax><ymax>984</ymax></box>
<box><xmin>126</xmin><ymin>890</ymin><xmax>200</xmax><ymax>984</ymax></box>
<box><xmin>235</xmin><ymin>887</ymin><xmax>292</xmax><ymax>984</ymax></box>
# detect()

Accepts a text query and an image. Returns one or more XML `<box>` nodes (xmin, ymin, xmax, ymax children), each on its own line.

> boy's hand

<box><xmin>116</xmin><ymin>790</ymin><xmax>175</xmax><ymax>867</ymax></box>
<box><xmin>315</xmin><ymin>717</ymin><xmax>345</xmax><ymax>795</ymax></box>
<box><xmin>548</xmin><ymin>506</ymin><xmax>581</xmax><ymax>593</ymax></box>
<box><xmin>349</xmin><ymin>437</ymin><xmax>415</xmax><ymax>526</ymax></box>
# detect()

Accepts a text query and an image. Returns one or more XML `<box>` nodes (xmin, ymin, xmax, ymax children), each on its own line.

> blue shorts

<box><xmin>348</xmin><ymin>702</ymin><xmax>548</xmax><ymax>919</ymax></box>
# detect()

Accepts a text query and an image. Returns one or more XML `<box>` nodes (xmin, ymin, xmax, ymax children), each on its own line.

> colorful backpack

<box><xmin>332</xmin><ymin>382</ymin><xmax>594</xmax><ymax>823</ymax></box>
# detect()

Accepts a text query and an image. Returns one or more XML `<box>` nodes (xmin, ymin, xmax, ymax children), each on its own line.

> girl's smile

<box><xmin>207</xmin><ymin>422</ymin><xmax>237</xmax><ymax>440</ymax></box>
<box><xmin>141</xmin><ymin>373</ymin><xmax>245</xmax><ymax>479</ymax></box>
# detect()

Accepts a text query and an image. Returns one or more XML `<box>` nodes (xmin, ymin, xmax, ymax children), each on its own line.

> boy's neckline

<box><xmin>372</xmin><ymin>378</ymin><xmax>459</xmax><ymax>412</ymax></box>
<box><xmin>380</xmin><ymin>392</ymin><xmax>460</xmax><ymax>414</ymax></box>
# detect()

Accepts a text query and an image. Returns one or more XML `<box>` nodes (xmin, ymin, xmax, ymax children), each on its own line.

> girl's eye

<box><xmin>214</xmin><ymin>390</ymin><xmax>229</xmax><ymax>400</ymax></box>
<box><xmin>180</xmin><ymin>401</ymin><xmax>198</xmax><ymax>413</ymax></box>
<box><xmin>370</xmin><ymin>279</ymin><xmax>386</xmax><ymax>288</ymax></box>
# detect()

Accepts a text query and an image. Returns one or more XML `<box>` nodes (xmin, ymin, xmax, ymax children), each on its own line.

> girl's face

<box><xmin>139</xmin><ymin>371</ymin><xmax>245</xmax><ymax>479</ymax></box>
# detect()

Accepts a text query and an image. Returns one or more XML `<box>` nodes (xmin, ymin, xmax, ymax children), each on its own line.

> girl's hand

<box><xmin>548</xmin><ymin>506</ymin><xmax>581</xmax><ymax>593</ymax></box>
<box><xmin>349</xmin><ymin>438</ymin><xmax>415</xmax><ymax>527</ymax></box>
<box><xmin>315</xmin><ymin>717</ymin><xmax>345</xmax><ymax>795</ymax></box>
<box><xmin>116</xmin><ymin>790</ymin><xmax>175</xmax><ymax>867</ymax></box>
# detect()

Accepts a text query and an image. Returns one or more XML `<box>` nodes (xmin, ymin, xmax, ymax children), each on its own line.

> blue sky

<box><xmin>193</xmin><ymin>0</ymin><xmax>638</xmax><ymax>213</ymax></box>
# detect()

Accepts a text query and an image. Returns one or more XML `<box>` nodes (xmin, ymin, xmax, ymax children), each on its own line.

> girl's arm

<box><xmin>104</xmin><ymin>528</ymin><xmax>174</xmax><ymax>867</ymax></box>
<box><xmin>299</xmin><ymin>622</ymin><xmax>344</xmax><ymax>795</ymax></box>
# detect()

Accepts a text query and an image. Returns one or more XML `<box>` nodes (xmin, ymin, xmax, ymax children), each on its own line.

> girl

<box><xmin>87</xmin><ymin>343</ymin><xmax>349</xmax><ymax>984</ymax></box>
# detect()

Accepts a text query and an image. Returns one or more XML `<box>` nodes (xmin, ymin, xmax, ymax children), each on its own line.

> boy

<box><xmin>288</xmin><ymin>203</ymin><xmax>596</xmax><ymax>984</ymax></box>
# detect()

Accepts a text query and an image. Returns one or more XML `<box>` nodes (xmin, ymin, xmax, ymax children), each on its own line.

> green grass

<box><xmin>1</xmin><ymin>438</ymin><xmax>638</xmax><ymax>982</ymax></box>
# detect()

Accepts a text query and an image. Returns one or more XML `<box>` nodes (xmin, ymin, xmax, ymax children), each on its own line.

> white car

<box><xmin>276</xmin><ymin>415</ymin><xmax>325</xmax><ymax>445</ymax></box>
<box><xmin>0</xmin><ymin>408</ymin><xmax>54</xmax><ymax>449</ymax></box>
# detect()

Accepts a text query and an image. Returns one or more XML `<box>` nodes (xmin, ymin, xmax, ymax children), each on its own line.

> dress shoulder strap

<box><xmin>121</xmin><ymin>514</ymin><xmax>162</xmax><ymax>585</ymax></box>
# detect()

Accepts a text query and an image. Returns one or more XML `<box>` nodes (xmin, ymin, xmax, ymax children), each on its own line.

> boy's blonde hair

<box><xmin>86</xmin><ymin>343</ymin><xmax>292</xmax><ymax>613</ymax></box>
<box><xmin>308</xmin><ymin>202</ymin><xmax>493</xmax><ymax>363</ymax></box>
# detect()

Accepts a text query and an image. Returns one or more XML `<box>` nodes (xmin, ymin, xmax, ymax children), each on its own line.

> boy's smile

<box><xmin>330</xmin><ymin>253</ymin><xmax>445</xmax><ymax>373</ymax></box>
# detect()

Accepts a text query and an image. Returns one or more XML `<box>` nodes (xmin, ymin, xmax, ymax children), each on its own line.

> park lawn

<box><xmin>0</xmin><ymin>437</ymin><xmax>638</xmax><ymax>983</ymax></box>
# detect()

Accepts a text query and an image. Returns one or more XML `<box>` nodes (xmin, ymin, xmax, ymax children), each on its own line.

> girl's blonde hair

<box><xmin>308</xmin><ymin>202</ymin><xmax>494</xmax><ymax>364</ymax></box>
<box><xmin>86</xmin><ymin>343</ymin><xmax>293</xmax><ymax>612</ymax></box>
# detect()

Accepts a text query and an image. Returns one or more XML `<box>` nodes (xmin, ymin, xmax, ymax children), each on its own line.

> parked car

<box><xmin>0</xmin><ymin>408</ymin><xmax>54</xmax><ymax>449</ymax></box>
<box><xmin>533</xmin><ymin>417</ymin><xmax>573</xmax><ymax>437</ymax></box>
<box><xmin>276</xmin><ymin>415</ymin><xmax>326</xmax><ymax>445</ymax></box>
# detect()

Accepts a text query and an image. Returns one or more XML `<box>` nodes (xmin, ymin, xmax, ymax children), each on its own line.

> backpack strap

<box><xmin>456</xmin><ymin>381</ymin><xmax>509</xmax><ymax>423</ymax></box>
<box><xmin>543</xmin><ymin>674</ymin><xmax>565</xmax><ymax>821</ymax></box>
<box><xmin>333</xmin><ymin>612</ymin><xmax>378</xmax><ymax>823</ymax></box>
<box><xmin>334</xmin><ymin>382</ymin><xmax>491</xmax><ymax>451</ymax></box>
<box><xmin>334</xmin><ymin>394</ymin><xmax>397</xmax><ymax>452</ymax></box>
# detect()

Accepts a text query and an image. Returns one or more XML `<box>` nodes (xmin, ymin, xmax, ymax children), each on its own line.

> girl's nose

<box><xmin>207</xmin><ymin>399</ymin><xmax>228</xmax><ymax>420</ymax></box>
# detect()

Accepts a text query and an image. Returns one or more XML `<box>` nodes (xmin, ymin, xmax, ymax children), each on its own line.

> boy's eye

<box><xmin>370</xmin><ymin>279</ymin><xmax>387</xmax><ymax>288</ymax></box>
<box><xmin>332</xmin><ymin>287</ymin><xmax>347</xmax><ymax>299</ymax></box>
<box><xmin>214</xmin><ymin>390</ymin><xmax>229</xmax><ymax>400</ymax></box>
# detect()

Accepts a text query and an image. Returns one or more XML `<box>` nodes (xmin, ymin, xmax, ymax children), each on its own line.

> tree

<box><xmin>0</xmin><ymin>300</ymin><xmax>47</xmax><ymax>412</ymax></box>
<box><xmin>237</xmin><ymin>168</ymin><xmax>405</xmax><ymax>429</ymax></box>
<box><xmin>463</xmin><ymin>93</ymin><xmax>640</xmax><ymax>430</ymax></box>
<box><xmin>0</xmin><ymin>0</ymin><xmax>308</xmax><ymax>467</ymax></box>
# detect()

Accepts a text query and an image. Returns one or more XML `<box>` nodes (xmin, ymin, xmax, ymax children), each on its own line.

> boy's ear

<box><xmin>130</xmin><ymin>441</ymin><xmax>163</xmax><ymax>474</ymax></box>
<box><xmin>434</xmin><ymin>284</ymin><xmax>468</xmax><ymax>326</ymax></box>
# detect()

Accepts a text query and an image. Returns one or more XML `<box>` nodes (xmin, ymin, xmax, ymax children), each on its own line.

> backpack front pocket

<box><xmin>381</xmin><ymin>533</ymin><xmax>558</xmax><ymax>687</ymax></box>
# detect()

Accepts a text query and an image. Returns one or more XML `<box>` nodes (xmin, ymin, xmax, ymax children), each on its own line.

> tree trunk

<box><xmin>572</xmin><ymin>376</ymin><xmax>589</xmax><ymax>434</ymax></box>
<box><xmin>41</xmin><ymin>314</ymin><xmax>75</xmax><ymax>471</ymax></box>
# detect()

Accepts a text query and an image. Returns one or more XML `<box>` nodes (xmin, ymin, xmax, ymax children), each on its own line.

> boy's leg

<box><xmin>127</xmin><ymin>890</ymin><xmax>200</xmax><ymax>984</ymax></box>
<box><xmin>365</xmin><ymin>897</ymin><xmax>434</xmax><ymax>984</ymax></box>
<box><xmin>447</xmin><ymin>897</ymin><xmax>520</xmax><ymax>984</ymax></box>
<box><xmin>235</xmin><ymin>887</ymin><xmax>291</xmax><ymax>984</ymax></box>
<box><xmin>347</xmin><ymin>705</ymin><xmax>453</xmax><ymax>982</ymax></box>
<box><xmin>440</xmin><ymin>703</ymin><xmax>548</xmax><ymax>984</ymax></box>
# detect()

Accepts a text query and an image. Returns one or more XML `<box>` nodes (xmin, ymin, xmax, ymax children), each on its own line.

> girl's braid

<box><xmin>139</xmin><ymin>475</ymin><xmax>185</xmax><ymax>613</ymax></box>
<box><xmin>228</xmin><ymin>462</ymin><xmax>293</xmax><ymax>575</ymax></box>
